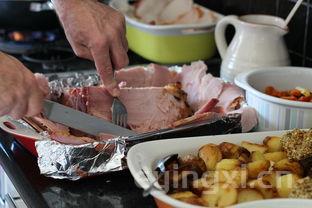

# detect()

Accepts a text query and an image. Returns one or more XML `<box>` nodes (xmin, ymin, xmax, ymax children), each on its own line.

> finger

<box><xmin>9</xmin><ymin>100</ymin><xmax>28</xmax><ymax>120</ymax></box>
<box><xmin>25</xmin><ymin>88</ymin><xmax>44</xmax><ymax>117</ymax></box>
<box><xmin>73</xmin><ymin>43</ymin><xmax>93</xmax><ymax>61</ymax></box>
<box><xmin>110</xmin><ymin>36</ymin><xmax>129</xmax><ymax>70</ymax></box>
<box><xmin>66</xmin><ymin>37</ymin><xmax>93</xmax><ymax>61</ymax></box>
<box><xmin>0</xmin><ymin>92</ymin><xmax>17</xmax><ymax>117</ymax></box>
<box><xmin>91</xmin><ymin>46</ymin><xmax>119</xmax><ymax>96</ymax></box>
<box><xmin>121</xmin><ymin>34</ymin><xmax>129</xmax><ymax>52</ymax></box>
<box><xmin>34</xmin><ymin>73</ymin><xmax>50</xmax><ymax>97</ymax></box>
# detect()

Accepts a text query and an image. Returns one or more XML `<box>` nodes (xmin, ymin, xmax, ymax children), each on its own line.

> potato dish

<box><xmin>265</xmin><ymin>86</ymin><xmax>312</xmax><ymax>102</ymax></box>
<box><xmin>157</xmin><ymin>129</ymin><xmax>312</xmax><ymax>207</ymax></box>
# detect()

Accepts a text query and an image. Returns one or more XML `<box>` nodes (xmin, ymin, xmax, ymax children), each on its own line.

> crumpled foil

<box><xmin>48</xmin><ymin>72</ymin><xmax>100</xmax><ymax>99</ymax></box>
<box><xmin>35</xmin><ymin>137</ymin><xmax>127</xmax><ymax>181</ymax></box>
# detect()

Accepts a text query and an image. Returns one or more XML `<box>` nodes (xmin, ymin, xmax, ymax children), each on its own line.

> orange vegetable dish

<box><xmin>265</xmin><ymin>86</ymin><xmax>312</xmax><ymax>102</ymax></box>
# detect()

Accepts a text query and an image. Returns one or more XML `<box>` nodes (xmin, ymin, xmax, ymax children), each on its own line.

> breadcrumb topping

<box><xmin>281</xmin><ymin>129</ymin><xmax>312</xmax><ymax>161</ymax></box>
<box><xmin>289</xmin><ymin>177</ymin><xmax>312</xmax><ymax>199</ymax></box>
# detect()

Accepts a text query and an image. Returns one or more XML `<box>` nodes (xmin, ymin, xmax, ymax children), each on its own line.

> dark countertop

<box><xmin>0</xmin><ymin>51</ymin><xmax>221</xmax><ymax>208</ymax></box>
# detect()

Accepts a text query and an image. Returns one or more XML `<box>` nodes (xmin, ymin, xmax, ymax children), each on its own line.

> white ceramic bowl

<box><xmin>235</xmin><ymin>67</ymin><xmax>312</xmax><ymax>131</ymax></box>
<box><xmin>127</xmin><ymin>130</ymin><xmax>312</xmax><ymax>208</ymax></box>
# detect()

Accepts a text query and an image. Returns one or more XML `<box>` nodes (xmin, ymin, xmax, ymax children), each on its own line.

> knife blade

<box><xmin>42</xmin><ymin>100</ymin><xmax>137</xmax><ymax>137</ymax></box>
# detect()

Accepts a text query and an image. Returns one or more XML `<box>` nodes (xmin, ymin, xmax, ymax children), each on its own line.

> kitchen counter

<box><xmin>0</xmin><ymin>51</ymin><xmax>221</xmax><ymax>208</ymax></box>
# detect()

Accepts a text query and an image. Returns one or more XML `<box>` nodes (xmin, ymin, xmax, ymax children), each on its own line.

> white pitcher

<box><xmin>215</xmin><ymin>15</ymin><xmax>290</xmax><ymax>82</ymax></box>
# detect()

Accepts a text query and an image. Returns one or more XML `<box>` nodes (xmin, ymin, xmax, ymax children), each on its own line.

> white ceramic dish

<box><xmin>235</xmin><ymin>67</ymin><xmax>312</xmax><ymax>131</ymax></box>
<box><xmin>127</xmin><ymin>130</ymin><xmax>312</xmax><ymax>208</ymax></box>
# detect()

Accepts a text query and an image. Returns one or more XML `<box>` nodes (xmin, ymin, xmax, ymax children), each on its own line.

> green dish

<box><xmin>126</xmin><ymin>24</ymin><xmax>217</xmax><ymax>64</ymax></box>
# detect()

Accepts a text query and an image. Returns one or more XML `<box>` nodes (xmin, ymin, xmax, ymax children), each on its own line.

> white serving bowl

<box><xmin>127</xmin><ymin>130</ymin><xmax>312</xmax><ymax>208</ymax></box>
<box><xmin>235</xmin><ymin>67</ymin><xmax>312</xmax><ymax>131</ymax></box>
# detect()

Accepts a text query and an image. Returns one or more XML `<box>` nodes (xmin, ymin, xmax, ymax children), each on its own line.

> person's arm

<box><xmin>0</xmin><ymin>52</ymin><xmax>47</xmax><ymax>119</ymax></box>
<box><xmin>52</xmin><ymin>0</ymin><xmax>129</xmax><ymax>96</ymax></box>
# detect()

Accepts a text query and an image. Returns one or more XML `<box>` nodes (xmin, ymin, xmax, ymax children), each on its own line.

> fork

<box><xmin>111</xmin><ymin>72</ymin><xmax>128</xmax><ymax>128</ymax></box>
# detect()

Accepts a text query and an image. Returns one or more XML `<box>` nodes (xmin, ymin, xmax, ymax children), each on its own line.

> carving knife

<box><xmin>42</xmin><ymin>100</ymin><xmax>137</xmax><ymax>137</ymax></box>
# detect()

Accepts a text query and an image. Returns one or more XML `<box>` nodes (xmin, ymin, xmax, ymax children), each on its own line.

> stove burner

<box><xmin>1</xmin><ymin>29</ymin><xmax>60</xmax><ymax>43</ymax></box>
<box><xmin>22</xmin><ymin>47</ymin><xmax>75</xmax><ymax>64</ymax></box>
<box><xmin>0</xmin><ymin>29</ymin><xmax>64</xmax><ymax>54</ymax></box>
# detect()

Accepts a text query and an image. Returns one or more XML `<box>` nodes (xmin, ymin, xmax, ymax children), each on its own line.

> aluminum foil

<box><xmin>48</xmin><ymin>72</ymin><xmax>100</xmax><ymax>99</ymax></box>
<box><xmin>35</xmin><ymin>137</ymin><xmax>127</xmax><ymax>180</ymax></box>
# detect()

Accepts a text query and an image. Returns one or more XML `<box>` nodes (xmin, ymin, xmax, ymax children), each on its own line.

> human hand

<box><xmin>0</xmin><ymin>53</ymin><xmax>47</xmax><ymax>119</ymax></box>
<box><xmin>53</xmin><ymin>0</ymin><xmax>129</xmax><ymax>96</ymax></box>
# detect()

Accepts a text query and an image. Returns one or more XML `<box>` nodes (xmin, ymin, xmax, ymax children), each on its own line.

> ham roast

<box><xmin>133</xmin><ymin>0</ymin><xmax>217</xmax><ymax>25</ymax></box>
<box><xmin>32</xmin><ymin>61</ymin><xmax>257</xmax><ymax>144</ymax></box>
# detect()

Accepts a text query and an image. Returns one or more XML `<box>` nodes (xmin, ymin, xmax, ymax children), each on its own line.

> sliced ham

<box><xmin>158</xmin><ymin>0</ymin><xmax>192</xmax><ymax>24</ymax></box>
<box><xmin>38</xmin><ymin>60</ymin><xmax>257</xmax><ymax>144</ymax></box>
<box><xmin>119</xmin><ymin>85</ymin><xmax>191</xmax><ymax>132</ymax></box>
<box><xmin>194</xmin><ymin>98</ymin><xmax>219</xmax><ymax>115</ymax></box>
<box><xmin>174</xmin><ymin>6</ymin><xmax>200</xmax><ymax>24</ymax></box>
<box><xmin>228</xmin><ymin>107</ymin><xmax>258</xmax><ymax>132</ymax></box>
<box><xmin>180</xmin><ymin>61</ymin><xmax>223</xmax><ymax>111</ymax></box>
<box><xmin>173</xmin><ymin>112</ymin><xmax>223</xmax><ymax>127</ymax></box>
<box><xmin>135</xmin><ymin>0</ymin><xmax>172</xmax><ymax>24</ymax></box>
<box><xmin>30</xmin><ymin>115</ymin><xmax>69</xmax><ymax>134</ymax></box>
<box><xmin>59</xmin><ymin>84</ymin><xmax>191</xmax><ymax>134</ymax></box>
<box><xmin>215</xmin><ymin>83</ymin><xmax>244</xmax><ymax>112</ymax></box>
<box><xmin>60</xmin><ymin>88</ymin><xmax>87</xmax><ymax>113</ymax></box>
<box><xmin>85</xmin><ymin>86</ymin><xmax>113</xmax><ymax>121</ymax></box>
<box><xmin>50</xmin><ymin>131</ymin><xmax>97</xmax><ymax>145</ymax></box>
<box><xmin>115</xmin><ymin>64</ymin><xmax>179</xmax><ymax>87</ymax></box>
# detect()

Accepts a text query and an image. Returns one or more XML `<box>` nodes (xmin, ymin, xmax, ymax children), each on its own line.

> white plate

<box><xmin>127</xmin><ymin>130</ymin><xmax>312</xmax><ymax>208</ymax></box>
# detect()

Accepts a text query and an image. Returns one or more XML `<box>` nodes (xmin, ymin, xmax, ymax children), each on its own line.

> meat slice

<box><xmin>134</xmin><ymin>0</ymin><xmax>172</xmax><ymax>24</ymax></box>
<box><xmin>194</xmin><ymin>98</ymin><xmax>219</xmax><ymax>115</ymax></box>
<box><xmin>115</xmin><ymin>64</ymin><xmax>179</xmax><ymax>87</ymax></box>
<box><xmin>228</xmin><ymin>107</ymin><xmax>258</xmax><ymax>132</ymax></box>
<box><xmin>158</xmin><ymin>0</ymin><xmax>193</xmax><ymax>24</ymax></box>
<box><xmin>120</xmin><ymin>85</ymin><xmax>192</xmax><ymax>133</ymax></box>
<box><xmin>59</xmin><ymin>84</ymin><xmax>191</xmax><ymax>133</ymax></box>
<box><xmin>180</xmin><ymin>61</ymin><xmax>223</xmax><ymax>111</ymax></box>
<box><xmin>85</xmin><ymin>86</ymin><xmax>113</xmax><ymax>121</ymax></box>
<box><xmin>215</xmin><ymin>83</ymin><xmax>244</xmax><ymax>112</ymax></box>
<box><xmin>60</xmin><ymin>88</ymin><xmax>87</xmax><ymax>113</ymax></box>
<box><xmin>173</xmin><ymin>112</ymin><xmax>223</xmax><ymax>127</ymax></box>
<box><xmin>50</xmin><ymin>131</ymin><xmax>97</xmax><ymax>145</ymax></box>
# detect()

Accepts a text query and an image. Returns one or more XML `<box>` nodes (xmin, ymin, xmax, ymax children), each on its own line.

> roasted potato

<box><xmin>247</xmin><ymin>178</ymin><xmax>276</xmax><ymax>199</ymax></box>
<box><xmin>219</xmin><ymin>142</ymin><xmax>250</xmax><ymax>163</ymax></box>
<box><xmin>273</xmin><ymin>158</ymin><xmax>303</xmax><ymax>177</ymax></box>
<box><xmin>261</xmin><ymin>171</ymin><xmax>278</xmax><ymax>188</ymax></box>
<box><xmin>241</xmin><ymin>141</ymin><xmax>268</xmax><ymax>153</ymax></box>
<box><xmin>215</xmin><ymin>159</ymin><xmax>241</xmax><ymax>171</ymax></box>
<box><xmin>170</xmin><ymin>191</ymin><xmax>204</xmax><ymax>206</ymax></box>
<box><xmin>251</xmin><ymin>151</ymin><xmax>265</xmax><ymax>162</ymax></box>
<box><xmin>237</xmin><ymin>188</ymin><xmax>264</xmax><ymax>203</ymax></box>
<box><xmin>263</xmin><ymin>136</ymin><xmax>282</xmax><ymax>152</ymax></box>
<box><xmin>214</xmin><ymin>169</ymin><xmax>248</xmax><ymax>187</ymax></box>
<box><xmin>198</xmin><ymin>144</ymin><xmax>222</xmax><ymax>170</ymax></box>
<box><xmin>170</xmin><ymin>191</ymin><xmax>197</xmax><ymax>199</ymax></box>
<box><xmin>276</xmin><ymin>174</ymin><xmax>300</xmax><ymax>197</ymax></box>
<box><xmin>247</xmin><ymin>160</ymin><xmax>270</xmax><ymax>179</ymax></box>
<box><xmin>263</xmin><ymin>151</ymin><xmax>287</xmax><ymax>162</ymax></box>
<box><xmin>192</xmin><ymin>177</ymin><xmax>214</xmax><ymax>191</ymax></box>
<box><xmin>202</xmin><ymin>183</ymin><xmax>238</xmax><ymax>207</ymax></box>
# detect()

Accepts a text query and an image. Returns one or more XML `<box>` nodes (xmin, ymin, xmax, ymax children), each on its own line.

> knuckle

<box><xmin>74</xmin><ymin>49</ymin><xmax>87</xmax><ymax>58</ymax></box>
<box><xmin>92</xmin><ymin>37</ymin><xmax>108</xmax><ymax>48</ymax></box>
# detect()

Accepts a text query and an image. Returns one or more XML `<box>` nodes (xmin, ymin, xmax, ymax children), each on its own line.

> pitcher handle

<box><xmin>215</xmin><ymin>15</ymin><xmax>239</xmax><ymax>59</ymax></box>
